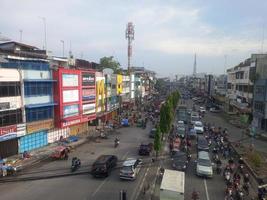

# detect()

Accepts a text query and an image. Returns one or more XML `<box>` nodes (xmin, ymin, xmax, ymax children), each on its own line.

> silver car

<box><xmin>196</xmin><ymin>151</ymin><xmax>213</xmax><ymax>178</ymax></box>
<box><xmin>120</xmin><ymin>158</ymin><xmax>142</xmax><ymax>180</ymax></box>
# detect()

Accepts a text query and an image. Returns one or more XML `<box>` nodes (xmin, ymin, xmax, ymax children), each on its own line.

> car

<box><xmin>91</xmin><ymin>155</ymin><xmax>118</xmax><ymax>177</ymax></box>
<box><xmin>210</xmin><ymin>107</ymin><xmax>221</xmax><ymax>113</ymax></box>
<box><xmin>197</xmin><ymin>135</ymin><xmax>209</xmax><ymax>152</ymax></box>
<box><xmin>149</xmin><ymin>128</ymin><xmax>157</xmax><ymax>138</ymax></box>
<box><xmin>188</xmin><ymin>128</ymin><xmax>197</xmax><ymax>139</ymax></box>
<box><xmin>196</xmin><ymin>151</ymin><xmax>213</xmax><ymax>178</ymax></box>
<box><xmin>177</xmin><ymin>126</ymin><xmax>186</xmax><ymax>138</ymax></box>
<box><xmin>194</xmin><ymin>121</ymin><xmax>204</xmax><ymax>134</ymax></box>
<box><xmin>171</xmin><ymin>151</ymin><xmax>189</xmax><ymax>171</ymax></box>
<box><xmin>120</xmin><ymin>158</ymin><xmax>142</xmax><ymax>180</ymax></box>
<box><xmin>177</xmin><ymin>121</ymin><xmax>184</xmax><ymax>126</ymax></box>
<box><xmin>199</xmin><ymin>107</ymin><xmax>206</xmax><ymax>113</ymax></box>
<box><xmin>138</xmin><ymin>143</ymin><xmax>153</xmax><ymax>156</ymax></box>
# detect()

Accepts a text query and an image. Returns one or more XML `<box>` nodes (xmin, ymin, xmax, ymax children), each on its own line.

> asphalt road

<box><xmin>0</xmin><ymin>124</ymin><xmax>155</xmax><ymax>200</ymax></box>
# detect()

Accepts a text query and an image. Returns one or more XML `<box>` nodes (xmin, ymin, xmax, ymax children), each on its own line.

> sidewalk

<box><xmin>4</xmin><ymin>129</ymin><xmax>100</xmax><ymax>172</ymax></box>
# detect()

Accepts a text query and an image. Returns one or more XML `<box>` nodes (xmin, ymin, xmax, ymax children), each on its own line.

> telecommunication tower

<box><xmin>125</xmin><ymin>22</ymin><xmax>135</xmax><ymax>73</ymax></box>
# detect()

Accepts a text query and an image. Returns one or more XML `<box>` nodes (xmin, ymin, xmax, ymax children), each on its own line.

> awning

<box><xmin>25</xmin><ymin>102</ymin><xmax>57</xmax><ymax>108</ymax></box>
<box><xmin>24</xmin><ymin>79</ymin><xmax>57</xmax><ymax>82</ymax></box>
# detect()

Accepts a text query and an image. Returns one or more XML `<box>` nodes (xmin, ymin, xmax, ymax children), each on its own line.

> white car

<box><xmin>177</xmin><ymin>121</ymin><xmax>184</xmax><ymax>126</ymax></box>
<box><xmin>199</xmin><ymin>107</ymin><xmax>206</xmax><ymax>113</ymax></box>
<box><xmin>196</xmin><ymin>151</ymin><xmax>213</xmax><ymax>178</ymax></box>
<box><xmin>194</xmin><ymin>121</ymin><xmax>204</xmax><ymax>134</ymax></box>
<box><xmin>120</xmin><ymin>158</ymin><xmax>142</xmax><ymax>180</ymax></box>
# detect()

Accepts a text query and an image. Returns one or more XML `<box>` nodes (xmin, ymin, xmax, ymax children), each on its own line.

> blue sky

<box><xmin>0</xmin><ymin>0</ymin><xmax>267</xmax><ymax>77</ymax></box>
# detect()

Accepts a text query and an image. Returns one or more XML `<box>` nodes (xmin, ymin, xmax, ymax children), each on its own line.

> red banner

<box><xmin>0</xmin><ymin>125</ymin><xmax>17</xmax><ymax>136</ymax></box>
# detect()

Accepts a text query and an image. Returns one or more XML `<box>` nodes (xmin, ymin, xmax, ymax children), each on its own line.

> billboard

<box><xmin>27</xmin><ymin>119</ymin><xmax>54</xmax><ymax>134</ymax></box>
<box><xmin>63</xmin><ymin>90</ymin><xmax>79</xmax><ymax>103</ymax></box>
<box><xmin>96</xmin><ymin>79</ymin><xmax>105</xmax><ymax>112</ymax></box>
<box><xmin>62</xmin><ymin>74</ymin><xmax>78</xmax><ymax>87</ymax></box>
<box><xmin>82</xmin><ymin>73</ymin><xmax>95</xmax><ymax>86</ymax></box>
<box><xmin>117</xmin><ymin>75</ymin><xmax>123</xmax><ymax>95</ymax></box>
<box><xmin>82</xmin><ymin>103</ymin><xmax>96</xmax><ymax>115</ymax></box>
<box><xmin>63</xmin><ymin>104</ymin><xmax>79</xmax><ymax>118</ymax></box>
<box><xmin>82</xmin><ymin>89</ymin><xmax>96</xmax><ymax>101</ymax></box>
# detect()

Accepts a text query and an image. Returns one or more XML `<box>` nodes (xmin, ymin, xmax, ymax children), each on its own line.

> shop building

<box><xmin>53</xmin><ymin>68</ymin><xmax>96</xmax><ymax>135</ymax></box>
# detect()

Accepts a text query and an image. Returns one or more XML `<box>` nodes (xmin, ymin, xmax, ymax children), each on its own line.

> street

<box><xmin>0</xmin><ymin>124</ymin><xmax>155</xmax><ymax>200</ymax></box>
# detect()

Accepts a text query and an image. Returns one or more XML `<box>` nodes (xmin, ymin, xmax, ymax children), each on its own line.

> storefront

<box><xmin>18</xmin><ymin>119</ymin><xmax>53</xmax><ymax>153</ymax></box>
<box><xmin>70</xmin><ymin>122</ymin><xmax>88</xmax><ymax>135</ymax></box>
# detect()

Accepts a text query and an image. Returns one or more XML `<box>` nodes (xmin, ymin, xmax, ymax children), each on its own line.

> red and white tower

<box><xmin>125</xmin><ymin>22</ymin><xmax>135</xmax><ymax>73</ymax></box>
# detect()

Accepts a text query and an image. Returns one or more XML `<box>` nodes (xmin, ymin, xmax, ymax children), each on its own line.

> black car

<box><xmin>197</xmin><ymin>135</ymin><xmax>209</xmax><ymax>152</ymax></box>
<box><xmin>91</xmin><ymin>155</ymin><xmax>118</xmax><ymax>177</ymax></box>
<box><xmin>171</xmin><ymin>151</ymin><xmax>189</xmax><ymax>171</ymax></box>
<box><xmin>149</xmin><ymin>128</ymin><xmax>156</xmax><ymax>138</ymax></box>
<box><xmin>138</xmin><ymin>143</ymin><xmax>153</xmax><ymax>156</ymax></box>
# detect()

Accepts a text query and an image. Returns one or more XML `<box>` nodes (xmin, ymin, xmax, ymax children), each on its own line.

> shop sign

<box><xmin>63</xmin><ymin>104</ymin><xmax>79</xmax><ymax>118</ymax></box>
<box><xmin>82</xmin><ymin>73</ymin><xmax>95</xmax><ymax>86</ymax></box>
<box><xmin>17</xmin><ymin>123</ymin><xmax>26</xmax><ymax>137</ymax></box>
<box><xmin>82</xmin><ymin>89</ymin><xmax>96</xmax><ymax>101</ymax></box>
<box><xmin>63</xmin><ymin>90</ymin><xmax>79</xmax><ymax>103</ymax></box>
<box><xmin>27</xmin><ymin>119</ymin><xmax>54</xmax><ymax>134</ymax></box>
<box><xmin>62</xmin><ymin>119</ymin><xmax>81</xmax><ymax>127</ymax></box>
<box><xmin>0</xmin><ymin>102</ymin><xmax>10</xmax><ymax>110</ymax></box>
<box><xmin>0</xmin><ymin>125</ymin><xmax>17</xmax><ymax>142</ymax></box>
<box><xmin>62</xmin><ymin>74</ymin><xmax>78</xmax><ymax>87</ymax></box>
<box><xmin>83</xmin><ymin>103</ymin><xmax>96</xmax><ymax>115</ymax></box>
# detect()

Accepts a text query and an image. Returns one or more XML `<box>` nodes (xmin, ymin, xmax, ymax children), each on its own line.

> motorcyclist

<box><xmin>191</xmin><ymin>188</ymin><xmax>199</xmax><ymax>200</ymax></box>
<box><xmin>114</xmin><ymin>137</ymin><xmax>120</xmax><ymax>147</ymax></box>
<box><xmin>72</xmin><ymin>157</ymin><xmax>81</xmax><ymax>167</ymax></box>
<box><xmin>238</xmin><ymin>157</ymin><xmax>244</xmax><ymax>165</ymax></box>
<box><xmin>243</xmin><ymin>173</ymin><xmax>249</xmax><ymax>184</ymax></box>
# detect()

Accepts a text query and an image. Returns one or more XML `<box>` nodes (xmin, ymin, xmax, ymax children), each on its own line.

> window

<box><xmin>26</xmin><ymin>106</ymin><xmax>53</xmax><ymax>122</ymax></box>
<box><xmin>254</xmin><ymin>101</ymin><xmax>265</xmax><ymax>114</ymax></box>
<box><xmin>24</xmin><ymin>82</ymin><xmax>52</xmax><ymax>96</ymax></box>
<box><xmin>1</xmin><ymin>61</ymin><xmax>49</xmax><ymax>71</ymax></box>
<box><xmin>255</xmin><ymin>86</ymin><xmax>265</xmax><ymax>96</ymax></box>
<box><xmin>0</xmin><ymin>82</ymin><xmax>21</xmax><ymax>97</ymax></box>
<box><xmin>0</xmin><ymin>109</ymin><xmax>22</xmax><ymax>127</ymax></box>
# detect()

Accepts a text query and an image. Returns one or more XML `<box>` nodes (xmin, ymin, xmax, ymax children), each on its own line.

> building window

<box><xmin>24</xmin><ymin>82</ymin><xmax>52</xmax><ymax>96</ymax></box>
<box><xmin>0</xmin><ymin>109</ymin><xmax>22</xmax><ymax>127</ymax></box>
<box><xmin>26</xmin><ymin>106</ymin><xmax>53</xmax><ymax>122</ymax></box>
<box><xmin>254</xmin><ymin>101</ymin><xmax>264</xmax><ymax>114</ymax></box>
<box><xmin>255</xmin><ymin>86</ymin><xmax>265</xmax><ymax>96</ymax></box>
<box><xmin>0</xmin><ymin>82</ymin><xmax>21</xmax><ymax>97</ymax></box>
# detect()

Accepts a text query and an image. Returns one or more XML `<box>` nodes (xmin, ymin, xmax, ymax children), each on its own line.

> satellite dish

<box><xmin>103</xmin><ymin>68</ymin><xmax>114</xmax><ymax>75</ymax></box>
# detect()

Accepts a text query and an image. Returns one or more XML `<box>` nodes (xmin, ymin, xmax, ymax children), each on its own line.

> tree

<box><xmin>154</xmin><ymin>126</ymin><xmax>161</xmax><ymax>159</ymax></box>
<box><xmin>99</xmin><ymin>56</ymin><xmax>121</xmax><ymax>73</ymax></box>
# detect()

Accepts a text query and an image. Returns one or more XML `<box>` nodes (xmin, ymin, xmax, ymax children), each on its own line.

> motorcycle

<box><xmin>71</xmin><ymin>158</ymin><xmax>81</xmax><ymax>172</ymax></box>
<box><xmin>243</xmin><ymin>183</ymin><xmax>249</xmax><ymax>195</ymax></box>
<box><xmin>236</xmin><ymin>189</ymin><xmax>244</xmax><ymax>200</ymax></box>
<box><xmin>216</xmin><ymin>165</ymin><xmax>222</xmax><ymax>175</ymax></box>
<box><xmin>225</xmin><ymin>171</ymin><xmax>231</xmax><ymax>184</ymax></box>
<box><xmin>114</xmin><ymin>139</ymin><xmax>120</xmax><ymax>148</ymax></box>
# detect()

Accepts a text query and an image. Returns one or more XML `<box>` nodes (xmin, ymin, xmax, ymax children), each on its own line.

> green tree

<box><xmin>99</xmin><ymin>56</ymin><xmax>121</xmax><ymax>73</ymax></box>
<box><xmin>154</xmin><ymin>126</ymin><xmax>161</xmax><ymax>159</ymax></box>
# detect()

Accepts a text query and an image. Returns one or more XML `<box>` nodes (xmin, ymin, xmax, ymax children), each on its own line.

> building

<box><xmin>251</xmin><ymin>54</ymin><xmax>267</xmax><ymax>132</ymax></box>
<box><xmin>226</xmin><ymin>58</ymin><xmax>253</xmax><ymax>114</ymax></box>
<box><xmin>0</xmin><ymin>41</ymin><xmax>56</xmax><ymax>153</ymax></box>
<box><xmin>0</xmin><ymin>68</ymin><xmax>26</xmax><ymax>157</ymax></box>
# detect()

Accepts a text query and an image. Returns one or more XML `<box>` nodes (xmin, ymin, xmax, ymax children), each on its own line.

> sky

<box><xmin>1</xmin><ymin>0</ymin><xmax>267</xmax><ymax>77</ymax></box>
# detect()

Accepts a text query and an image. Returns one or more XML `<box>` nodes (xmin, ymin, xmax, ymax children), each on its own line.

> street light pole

<box><xmin>38</xmin><ymin>16</ymin><xmax>47</xmax><ymax>50</ymax></box>
<box><xmin>60</xmin><ymin>40</ymin><xmax>65</xmax><ymax>57</ymax></box>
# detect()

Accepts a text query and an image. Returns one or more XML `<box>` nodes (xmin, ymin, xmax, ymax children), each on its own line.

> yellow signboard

<box><xmin>117</xmin><ymin>74</ymin><xmax>123</xmax><ymax>95</ymax></box>
<box><xmin>96</xmin><ymin>79</ymin><xmax>105</xmax><ymax>112</ymax></box>
<box><xmin>27</xmin><ymin>119</ymin><xmax>54</xmax><ymax>134</ymax></box>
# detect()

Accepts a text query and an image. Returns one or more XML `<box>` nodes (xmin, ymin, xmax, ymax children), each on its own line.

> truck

<box><xmin>160</xmin><ymin>169</ymin><xmax>185</xmax><ymax>200</ymax></box>
<box><xmin>176</xmin><ymin>105</ymin><xmax>187</xmax><ymax>124</ymax></box>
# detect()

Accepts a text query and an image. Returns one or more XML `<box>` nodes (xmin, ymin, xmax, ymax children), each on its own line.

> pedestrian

<box><xmin>2</xmin><ymin>163</ymin><xmax>7</xmax><ymax>177</ymax></box>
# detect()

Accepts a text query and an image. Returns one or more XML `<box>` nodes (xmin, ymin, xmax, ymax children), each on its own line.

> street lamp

<box><xmin>38</xmin><ymin>16</ymin><xmax>47</xmax><ymax>50</ymax></box>
<box><xmin>60</xmin><ymin>40</ymin><xmax>65</xmax><ymax>57</ymax></box>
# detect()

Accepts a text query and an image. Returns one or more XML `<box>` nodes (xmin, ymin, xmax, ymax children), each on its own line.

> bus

<box><xmin>160</xmin><ymin>169</ymin><xmax>185</xmax><ymax>200</ymax></box>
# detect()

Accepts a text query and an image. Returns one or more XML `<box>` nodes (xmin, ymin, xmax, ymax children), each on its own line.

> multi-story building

<box><xmin>122</xmin><ymin>75</ymin><xmax>130</xmax><ymax>104</ymax></box>
<box><xmin>0</xmin><ymin>41</ymin><xmax>56</xmax><ymax>153</ymax></box>
<box><xmin>251</xmin><ymin>54</ymin><xmax>267</xmax><ymax>132</ymax></box>
<box><xmin>0</xmin><ymin>68</ymin><xmax>26</xmax><ymax>157</ymax></box>
<box><xmin>226</xmin><ymin>58</ymin><xmax>253</xmax><ymax>114</ymax></box>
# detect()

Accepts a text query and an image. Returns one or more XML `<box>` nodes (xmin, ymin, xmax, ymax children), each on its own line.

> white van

<box><xmin>160</xmin><ymin>169</ymin><xmax>185</xmax><ymax>200</ymax></box>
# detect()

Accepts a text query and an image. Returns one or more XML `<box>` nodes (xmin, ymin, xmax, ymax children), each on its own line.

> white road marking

<box><xmin>122</xmin><ymin>151</ymin><xmax>129</xmax><ymax>160</ymax></box>
<box><xmin>91</xmin><ymin>178</ymin><xmax>108</xmax><ymax>197</ymax></box>
<box><xmin>203</xmin><ymin>179</ymin><xmax>210</xmax><ymax>200</ymax></box>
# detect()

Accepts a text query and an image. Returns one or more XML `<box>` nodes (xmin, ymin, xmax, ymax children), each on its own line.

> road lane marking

<box><xmin>122</xmin><ymin>151</ymin><xmax>129</xmax><ymax>160</ymax></box>
<box><xmin>91</xmin><ymin>178</ymin><xmax>108</xmax><ymax>197</ymax></box>
<box><xmin>203</xmin><ymin>179</ymin><xmax>210</xmax><ymax>200</ymax></box>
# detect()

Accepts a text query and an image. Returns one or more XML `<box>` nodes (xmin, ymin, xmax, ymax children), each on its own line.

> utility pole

<box><xmin>38</xmin><ymin>16</ymin><xmax>47</xmax><ymax>50</ymax></box>
<box><xmin>60</xmin><ymin>40</ymin><xmax>65</xmax><ymax>57</ymax></box>
<box><xmin>19</xmin><ymin>29</ymin><xmax>23</xmax><ymax>42</ymax></box>
<box><xmin>125</xmin><ymin>22</ymin><xmax>134</xmax><ymax>74</ymax></box>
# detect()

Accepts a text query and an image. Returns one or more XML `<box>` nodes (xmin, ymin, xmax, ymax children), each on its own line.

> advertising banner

<box><xmin>82</xmin><ymin>73</ymin><xmax>95</xmax><ymax>86</ymax></box>
<box><xmin>62</xmin><ymin>119</ymin><xmax>81</xmax><ymax>127</ymax></box>
<box><xmin>0</xmin><ymin>125</ymin><xmax>17</xmax><ymax>141</ymax></box>
<box><xmin>82</xmin><ymin>89</ymin><xmax>96</xmax><ymax>101</ymax></box>
<box><xmin>62</xmin><ymin>74</ymin><xmax>78</xmax><ymax>87</ymax></box>
<box><xmin>0</xmin><ymin>102</ymin><xmax>10</xmax><ymax>110</ymax></box>
<box><xmin>27</xmin><ymin>119</ymin><xmax>54</xmax><ymax>134</ymax></box>
<box><xmin>63</xmin><ymin>104</ymin><xmax>79</xmax><ymax>118</ymax></box>
<box><xmin>82</xmin><ymin>103</ymin><xmax>96</xmax><ymax>114</ymax></box>
<box><xmin>63</xmin><ymin>90</ymin><xmax>79</xmax><ymax>103</ymax></box>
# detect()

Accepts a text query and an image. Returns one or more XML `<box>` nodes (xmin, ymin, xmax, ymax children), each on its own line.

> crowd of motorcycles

<box><xmin>202</xmin><ymin>124</ymin><xmax>266</xmax><ymax>200</ymax></box>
